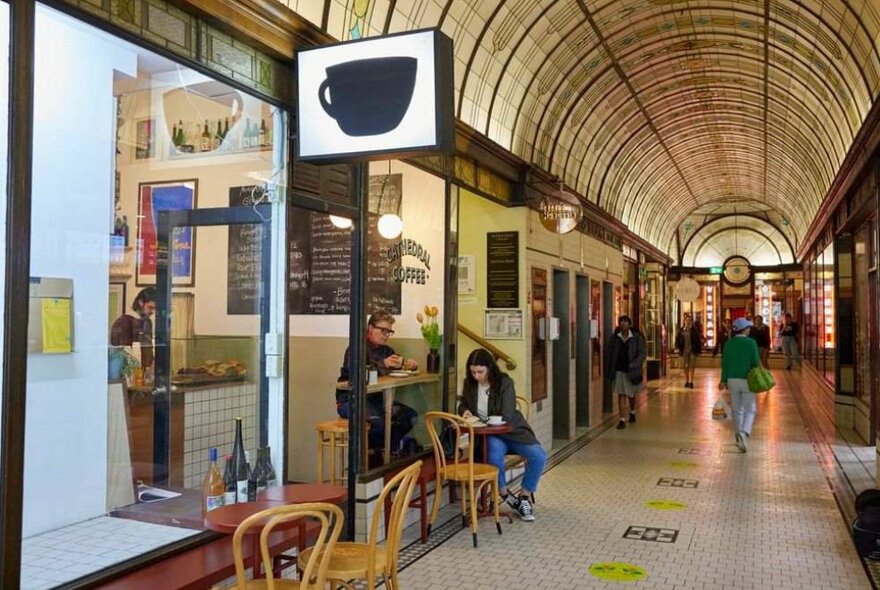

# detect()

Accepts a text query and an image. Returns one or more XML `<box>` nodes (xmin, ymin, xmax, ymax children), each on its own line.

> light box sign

<box><xmin>296</xmin><ymin>28</ymin><xmax>455</xmax><ymax>163</ymax></box>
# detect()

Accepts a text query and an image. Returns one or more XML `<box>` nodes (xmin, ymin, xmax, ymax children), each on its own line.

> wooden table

<box><xmin>339</xmin><ymin>373</ymin><xmax>440</xmax><ymax>462</ymax></box>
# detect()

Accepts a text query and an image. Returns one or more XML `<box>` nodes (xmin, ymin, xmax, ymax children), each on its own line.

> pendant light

<box><xmin>376</xmin><ymin>160</ymin><xmax>403</xmax><ymax>239</ymax></box>
<box><xmin>329</xmin><ymin>215</ymin><xmax>352</xmax><ymax>229</ymax></box>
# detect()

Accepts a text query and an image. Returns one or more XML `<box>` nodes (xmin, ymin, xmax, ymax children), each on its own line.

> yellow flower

<box><xmin>416</xmin><ymin>312</ymin><xmax>424</xmax><ymax>324</ymax></box>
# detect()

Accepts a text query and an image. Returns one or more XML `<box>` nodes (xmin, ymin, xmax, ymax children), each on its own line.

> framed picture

<box><xmin>134</xmin><ymin>118</ymin><xmax>156</xmax><ymax>160</ymax></box>
<box><xmin>136</xmin><ymin>180</ymin><xmax>198</xmax><ymax>286</ymax></box>
<box><xmin>484</xmin><ymin>308</ymin><xmax>524</xmax><ymax>339</ymax></box>
<box><xmin>109</xmin><ymin>282</ymin><xmax>126</xmax><ymax>327</ymax></box>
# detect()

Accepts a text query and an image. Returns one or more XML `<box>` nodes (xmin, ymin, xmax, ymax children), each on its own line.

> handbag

<box><xmin>747</xmin><ymin>366</ymin><xmax>776</xmax><ymax>393</ymax></box>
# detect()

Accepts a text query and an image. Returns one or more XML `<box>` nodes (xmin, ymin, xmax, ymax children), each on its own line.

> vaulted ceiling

<box><xmin>284</xmin><ymin>0</ymin><xmax>880</xmax><ymax>263</ymax></box>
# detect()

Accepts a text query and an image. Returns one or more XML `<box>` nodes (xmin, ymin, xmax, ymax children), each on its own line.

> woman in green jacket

<box><xmin>719</xmin><ymin>317</ymin><xmax>761</xmax><ymax>453</ymax></box>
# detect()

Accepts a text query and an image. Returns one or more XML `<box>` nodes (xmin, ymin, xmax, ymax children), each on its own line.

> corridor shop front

<box><xmin>0</xmin><ymin>3</ymin><xmax>293</xmax><ymax>588</ymax></box>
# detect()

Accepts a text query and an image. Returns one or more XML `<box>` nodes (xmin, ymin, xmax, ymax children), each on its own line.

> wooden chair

<box><xmin>315</xmin><ymin>420</ymin><xmax>349</xmax><ymax>485</ymax></box>
<box><xmin>297</xmin><ymin>460</ymin><xmax>422</xmax><ymax>590</ymax></box>
<box><xmin>512</xmin><ymin>396</ymin><xmax>536</xmax><ymax>504</ymax></box>
<box><xmin>232</xmin><ymin>502</ymin><xmax>343</xmax><ymax>590</ymax></box>
<box><xmin>424</xmin><ymin>411</ymin><xmax>502</xmax><ymax>548</ymax></box>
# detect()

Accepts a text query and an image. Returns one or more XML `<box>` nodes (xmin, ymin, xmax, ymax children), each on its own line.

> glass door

<box><xmin>153</xmin><ymin>204</ymin><xmax>272</xmax><ymax>487</ymax></box>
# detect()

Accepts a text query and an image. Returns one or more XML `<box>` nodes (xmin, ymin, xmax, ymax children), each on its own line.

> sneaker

<box><xmin>735</xmin><ymin>432</ymin><xmax>747</xmax><ymax>453</ymax></box>
<box><xmin>503</xmin><ymin>493</ymin><xmax>520</xmax><ymax>511</ymax></box>
<box><xmin>629</xmin><ymin>412</ymin><xmax>636</xmax><ymax>423</ymax></box>
<box><xmin>616</xmin><ymin>420</ymin><xmax>626</xmax><ymax>430</ymax></box>
<box><xmin>515</xmin><ymin>496</ymin><xmax>535</xmax><ymax>521</ymax></box>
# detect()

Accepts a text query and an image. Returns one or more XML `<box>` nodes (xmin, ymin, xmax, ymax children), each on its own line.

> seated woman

<box><xmin>457</xmin><ymin>348</ymin><xmax>547</xmax><ymax>522</ymax></box>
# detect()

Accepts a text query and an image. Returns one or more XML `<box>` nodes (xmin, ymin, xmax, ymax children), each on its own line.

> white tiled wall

<box><xmin>183</xmin><ymin>383</ymin><xmax>258</xmax><ymax>489</ymax></box>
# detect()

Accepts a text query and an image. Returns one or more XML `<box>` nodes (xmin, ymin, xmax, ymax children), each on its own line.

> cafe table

<box><xmin>204</xmin><ymin>500</ymin><xmax>288</xmax><ymax>578</ymax></box>
<box><xmin>339</xmin><ymin>372</ymin><xmax>440</xmax><ymax>462</ymax></box>
<box><xmin>471</xmin><ymin>422</ymin><xmax>515</xmax><ymax>518</ymax></box>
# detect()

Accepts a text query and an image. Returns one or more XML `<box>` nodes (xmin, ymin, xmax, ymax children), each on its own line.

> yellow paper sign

<box><xmin>669</xmin><ymin>461</ymin><xmax>699</xmax><ymax>469</ymax></box>
<box><xmin>645</xmin><ymin>499</ymin><xmax>687</xmax><ymax>511</ymax></box>
<box><xmin>589</xmin><ymin>562</ymin><xmax>647</xmax><ymax>582</ymax></box>
<box><xmin>41</xmin><ymin>298</ymin><xmax>72</xmax><ymax>353</ymax></box>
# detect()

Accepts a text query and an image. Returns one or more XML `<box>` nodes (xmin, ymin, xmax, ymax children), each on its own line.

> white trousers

<box><xmin>728</xmin><ymin>378</ymin><xmax>756</xmax><ymax>436</ymax></box>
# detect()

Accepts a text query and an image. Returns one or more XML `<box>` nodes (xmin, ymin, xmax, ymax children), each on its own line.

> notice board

<box><xmin>288</xmin><ymin>211</ymin><xmax>401</xmax><ymax>315</ymax></box>
<box><xmin>487</xmin><ymin>231</ymin><xmax>519</xmax><ymax>308</ymax></box>
<box><xmin>227</xmin><ymin>186</ymin><xmax>265</xmax><ymax>315</ymax></box>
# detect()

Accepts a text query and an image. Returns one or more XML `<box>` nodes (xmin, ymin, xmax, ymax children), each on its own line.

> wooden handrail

<box><xmin>457</xmin><ymin>323</ymin><xmax>517</xmax><ymax>370</ymax></box>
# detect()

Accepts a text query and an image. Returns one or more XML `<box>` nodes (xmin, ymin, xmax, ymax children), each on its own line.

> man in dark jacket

<box><xmin>749</xmin><ymin>315</ymin><xmax>771</xmax><ymax>368</ymax></box>
<box><xmin>604</xmin><ymin>315</ymin><xmax>648</xmax><ymax>430</ymax></box>
<box><xmin>675</xmin><ymin>315</ymin><xmax>702</xmax><ymax>388</ymax></box>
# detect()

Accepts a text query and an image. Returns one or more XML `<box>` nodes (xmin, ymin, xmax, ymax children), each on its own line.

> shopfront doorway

<box><xmin>575</xmin><ymin>275</ymin><xmax>590</xmax><ymax>427</ymax></box>
<box><xmin>552</xmin><ymin>269</ymin><xmax>570</xmax><ymax>440</ymax></box>
<box><xmin>603</xmin><ymin>281</ymin><xmax>615</xmax><ymax>414</ymax></box>
<box><xmin>153</xmin><ymin>204</ymin><xmax>273</xmax><ymax>486</ymax></box>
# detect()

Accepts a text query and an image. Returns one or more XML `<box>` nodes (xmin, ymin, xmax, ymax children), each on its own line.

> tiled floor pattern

<box><xmin>20</xmin><ymin>516</ymin><xmax>198</xmax><ymax>590</ymax></box>
<box><xmin>393</xmin><ymin>369</ymin><xmax>872</xmax><ymax>589</ymax></box>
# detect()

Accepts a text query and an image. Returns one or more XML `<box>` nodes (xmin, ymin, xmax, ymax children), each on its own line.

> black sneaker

<box><xmin>629</xmin><ymin>412</ymin><xmax>636</xmax><ymax>423</ymax></box>
<box><xmin>515</xmin><ymin>496</ymin><xmax>535</xmax><ymax>521</ymax></box>
<box><xmin>503</xmin><ymin>493</ymin><xmax>520</xmax><ymax>511</ymax></box>
<box><xmin>616</xmin><ymin>420</ymin><xmax>626</xmax><ymax>430</ymax></box>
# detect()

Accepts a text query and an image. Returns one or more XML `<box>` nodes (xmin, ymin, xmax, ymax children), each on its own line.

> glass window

<box><xmin>823</xmin><ymin>242</ymin><xmax>836</xmax><ymax>384</ymax></box>
<box><xmin>22</xmin><ymin>4</ymin><xmax>287</xmax><ymax>585</ymax></box>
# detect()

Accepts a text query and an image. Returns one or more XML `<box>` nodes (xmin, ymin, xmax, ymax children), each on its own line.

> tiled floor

<box><xmin>394</xmin><ymin>368</ymin><xmax>873</xmax><ymax>589</ymax></box>
<box><xmin>20</xmin><ymin>516</ymin><xmax>198</xmax><ymax>590</ymax></box>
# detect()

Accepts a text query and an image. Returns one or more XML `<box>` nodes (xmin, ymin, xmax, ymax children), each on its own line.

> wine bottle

<box><xmin>171</xmin><ymin>123</ymin><xmax>179</xmax><ymax>147</ymax></box>
<box><xmin>254</xmin><ymin>448</ymin><xmax>269</xmax><ymax>495</ymax></box>
<box><xmin>121</xmin><ymin>215</ymin><xmax>129</xmax><ymax>247</ymax></box>
<box><xmin>223</xmin><ymin>454</ymin><xmax>236</xmax><ymax>505</ymax></box>
<box><xmin>241</xmin><ymin>118</ymin><xmax>252</xmax><ymax>150</ymax></box>
<box><xmin>264</xmin><ymin>446</ymin><xmax>277</xmax><ymax>488</ymax></box>
<box><xmin>232</xmin><ymin>417</ymin><xmax>249</xmax><ymax>503</ymax></box>
<box><xmin>200</xmin><ymin>119</ymin><xmax>212</xmax><ymax>152</ymax></box>
<box><xmin>202</xmin><ymin>447</ymin><xmax>225</xmax><ymax>513</ymax></box>
<box><xmin>175</xmin><ymin>120</ymin><xmax>186</xmax><ymax>151</ymax></box>
<box><xmin>259</xmin><ymin>119</ymin><xmax>267</xmax><ymax>147</ymax></box>
<box><xmin>246</xmin><ymin>450</ymin><xmax>257</xmax><ymax>502</ymax></box>
<box><xmin>214</xmin><ymin>118</ymin><xmax>223</xmax><ymax>150</ymax></box>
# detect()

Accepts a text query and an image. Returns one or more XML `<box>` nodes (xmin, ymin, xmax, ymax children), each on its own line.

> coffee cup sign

<box><xmin>297</xmin><ymin>28</ymin><xmax>454</xmax><ymax>163</ymax></box>
<box><xmin>318</xmin><ymin>57</ymin><xmax>418</xmax><ymax>137</ymax></box>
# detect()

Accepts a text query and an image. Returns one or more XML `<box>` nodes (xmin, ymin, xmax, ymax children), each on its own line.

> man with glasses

<box><xmin>336</xmin><ymin>310</ymin><xmax>419</xmax><ymax>462</ymax></box>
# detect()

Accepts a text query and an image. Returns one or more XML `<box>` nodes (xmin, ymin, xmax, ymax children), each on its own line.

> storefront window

<box><xmin>823</xmin><ymin>242</ymin><xmax>836</xmax><ymax>384</ymax></box>
<box><xmin>854</xmin><ymin>223</ymin><xmax>871</xmax><ymax>403</ymax></box>
<box><xmin>22</xmin><ymin>5</ymin><xmax>287</xmax><ymax>586</ymax></box>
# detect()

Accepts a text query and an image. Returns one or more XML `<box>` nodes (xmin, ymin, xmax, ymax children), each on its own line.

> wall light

<box><xmin>329</xmin><ymin>215</ymin><xmax>353</xmax><ymax>229</ymax></box>
<box><xmin>377</xmin><ymin>213</ymin><xmax>403</xmax><ymax>239</ymax></box>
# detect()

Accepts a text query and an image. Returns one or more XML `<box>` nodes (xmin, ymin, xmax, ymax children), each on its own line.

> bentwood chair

<box><xmin>232</xmin><ymin>503</ymin><xmax>343</xmax><ymax>590</ymax></box>
<box><xmin>424</xmin><ymin>411</ymin><xmax>502</xmax><ymax>548</ymax></box>
<box><xmin>513</xmin><ymin>396</ymin><xmax>536</xmax><ymax>505</ymax></box>
<box><xmin>297</xmin><ymin>460</ymin><xmax>422</xmax><ymax>590</ymax></box>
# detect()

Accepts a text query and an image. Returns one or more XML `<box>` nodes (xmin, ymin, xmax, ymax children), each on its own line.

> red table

<box><xmin>471</xmin><ymin>423</ymin><xmax>514</xmax><ymax>518</ymax></box>
<box><xmin>204</xmin><ymin>500</ymin><xmax>288</xmax><ymax>578</ymax></box>
<box><xmin>258</xmin><ymin>483</ymin><xmax>348</xmax><ymax>505</ymax></box>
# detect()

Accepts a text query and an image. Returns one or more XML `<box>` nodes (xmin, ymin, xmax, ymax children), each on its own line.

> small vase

<box><xmin>426</xmin><ymin>349</ymin><xmax>440</xmax><ymax>373</ymax></box>
<box><xmin>108</xmin><ymin>356</ymin><xmax>123</xmax><ymax>380</ymax></box>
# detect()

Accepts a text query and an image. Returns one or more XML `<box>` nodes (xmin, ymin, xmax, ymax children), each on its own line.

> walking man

<box><xmin>780</xmin><ymin>312</ymin><xmax>801</xmax><ymax>370</ymax></box>
<box><xmin>605</xmin><ymin>315</ymin><xmax>647</xmax><ymax>430</ymax></box>
<box><xmin>750</xmin><ymin>315</ymin><xmax>771</xmax><ymax>368</ymax></box>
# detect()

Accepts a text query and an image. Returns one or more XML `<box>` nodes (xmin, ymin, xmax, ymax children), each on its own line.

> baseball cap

<box><xmin>732</xmin><ymin>317</ymin><xmax>753</xmax><ymax>331</ymax></box>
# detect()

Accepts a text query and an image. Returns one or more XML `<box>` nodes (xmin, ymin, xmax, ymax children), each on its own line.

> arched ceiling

<box><xmin>284</xmin><ymin>0</ymin><xmax>880</xmax><ymax>257</ymax></box>
<box><xmin>680</xmin><ymin>215</ymin><xmax>796</xmax><ymax>267</ymax></box>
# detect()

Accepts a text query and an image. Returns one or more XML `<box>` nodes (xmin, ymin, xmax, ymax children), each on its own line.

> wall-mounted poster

<box><xmin>484</xmin><ymin>308</ymin><xmax>523</xmax><ymax>339</ymax></box>
<box><xmin>134</xmin><ymin>118</ymin><xmax>155</xmax><ymax>160</ymax></box>
<box><xmin>136</xmin><ymin>180</ymin><xmax>197</xmax><ymax>286</ymax></box>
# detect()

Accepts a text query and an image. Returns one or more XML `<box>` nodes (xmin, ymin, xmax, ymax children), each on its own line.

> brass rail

<box><xmin>457</xmin><ymin>323</ymin><xmax>517</xmax><ymax>370</ymax></box>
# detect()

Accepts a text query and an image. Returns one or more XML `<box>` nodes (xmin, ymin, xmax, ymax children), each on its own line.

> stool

<box><xmin>316</xmin><ymin>420</ymin><xmax>349</xmax><ymax>485</ymax></box>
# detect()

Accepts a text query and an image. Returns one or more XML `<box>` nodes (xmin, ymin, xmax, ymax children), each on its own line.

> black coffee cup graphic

<box><xmin>318</xmin><ymin>57</ymin><xmax>418</xmax><ymax>136</ymax></box>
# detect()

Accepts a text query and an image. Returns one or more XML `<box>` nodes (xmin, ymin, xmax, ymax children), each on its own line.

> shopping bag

<box><xmin>712</xmin><ymin>397</ymin><xmax>730</xmax><ymax>420</ymax></box>
<box><xmin>747</xmin><ymin>366</ymin><xmax>776</xmax><ymax>393</ymax></box>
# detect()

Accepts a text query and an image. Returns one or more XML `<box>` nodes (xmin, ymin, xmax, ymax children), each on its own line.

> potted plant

<box><xmin>416</xmin><ymin>305</ymin><xmax>442</xmax><ymax>373</ymax></box>
<box><xmin>108</xmin><ymin>346</ymin><xmax>140</xmax><ymax>381</ymax></box>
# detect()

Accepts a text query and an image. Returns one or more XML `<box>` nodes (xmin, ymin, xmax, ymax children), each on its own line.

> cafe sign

<box><xmin>387</xmin><ymin>238</ymin><xmax>431</xmax><ymax>284</ymax></box>
<box><xmin>539</xmin><ymin>190</ymin><xmax>582</xmax><ymax>234</ymax></box>
<box><xmin>296</xmin><ymin>29</ymin><xmax>455</xmax><ymax>163</ymax></box>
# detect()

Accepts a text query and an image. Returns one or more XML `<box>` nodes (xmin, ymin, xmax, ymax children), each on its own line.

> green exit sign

<box><xmin>709</xmin><ymin>266</ymin><xmax>723</xmax><ymax>274</ymax></box>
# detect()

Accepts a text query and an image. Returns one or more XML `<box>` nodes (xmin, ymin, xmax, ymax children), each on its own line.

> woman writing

<box><xmin>719</xmin><ymin>317</ymin><xmax>761</xmax><ymax>453</ymax></box>
<box><xmin>458</xmin><ymin>348</ymin><xmax>546</xmax><ymax>521</ymax></box>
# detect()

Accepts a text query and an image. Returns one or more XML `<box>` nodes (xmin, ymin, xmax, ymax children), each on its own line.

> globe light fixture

<box><xmin>329</xmin><ymin>215</ymin><xmax>352</xmax><ymax>229</ymax></box>
<box><xmin>377</xmin><ymin>213</ymin><xmax>403</xmax><ymax>239</ymax></box>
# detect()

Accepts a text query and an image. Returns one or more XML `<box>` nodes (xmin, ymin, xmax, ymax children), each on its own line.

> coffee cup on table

<box><xmin>488</xmin><ymin>415</ymin><xmax>503</xmax><ymax>425</ymax></box>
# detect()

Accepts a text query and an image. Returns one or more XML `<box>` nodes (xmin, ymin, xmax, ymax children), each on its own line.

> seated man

<box><xmin>336</xmin><ymin>310</ymin><xmax>419</xmax><ymax>460</ymax></box>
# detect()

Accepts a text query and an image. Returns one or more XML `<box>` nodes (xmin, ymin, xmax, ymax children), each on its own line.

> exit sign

<box><xmin>709</xmin><ymin>266</ymin><xmax>723</xmax><ymax>274</ymax></box>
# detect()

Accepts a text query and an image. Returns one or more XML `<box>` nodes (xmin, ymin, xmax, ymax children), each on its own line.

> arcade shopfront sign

<box><xmin>539</xmin><ymin>190</ymin><xmax>582</xmax><ymax>235</ymax></box>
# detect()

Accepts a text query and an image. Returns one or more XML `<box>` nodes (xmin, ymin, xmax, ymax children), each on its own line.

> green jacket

<box><xmin>720</xmin><ymin>335</ymin><xmax>760</xmax><ymax>382</ymax></box>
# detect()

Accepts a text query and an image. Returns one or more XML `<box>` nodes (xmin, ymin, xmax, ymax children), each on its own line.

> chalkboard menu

<box><xmin>227</xmin><ymin>186</ymin><xmax>265</xmax><ymax>315</ymax></box>
<box><xmin>487</xmin><ymin>231</ymin><xmax>519</xmax><ymax>308</ymax></box>
<box><xmin>288</xmin><ymin>211</ymin><xmax>401</xmax><ymax>315</ymax></box>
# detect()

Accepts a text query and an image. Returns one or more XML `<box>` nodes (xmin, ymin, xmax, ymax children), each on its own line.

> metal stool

<box><xmin>316</xmin><ymin>419</ymin><xmax>349</xmax><ymax>485</ymax></box>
